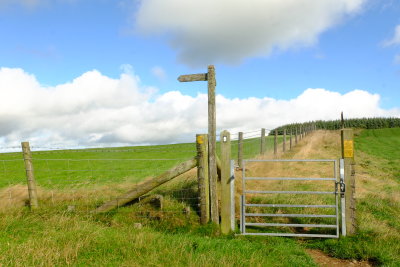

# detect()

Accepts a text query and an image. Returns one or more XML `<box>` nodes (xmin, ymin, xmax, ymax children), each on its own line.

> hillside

<box><xmin>0</xmin><ymin>129</ymin><xmax>399</xmax><ymax>266</ymax></box>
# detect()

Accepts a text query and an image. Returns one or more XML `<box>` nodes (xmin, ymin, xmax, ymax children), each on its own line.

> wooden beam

<box><xmin>178</xmin><ymin>73</ymin><xmax>207</xmax><ymax>82</ymax></box>
<box><xmin>94</xmin><ymin>158</ymin><xmax>197</xmax><ymax>213</ymax></box>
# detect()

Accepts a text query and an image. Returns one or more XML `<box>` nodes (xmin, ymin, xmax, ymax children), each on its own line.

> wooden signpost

<box><xmin>178</xmin><ymin>65</ymin><xmax>219</xmax><ymax>224</ymax></box>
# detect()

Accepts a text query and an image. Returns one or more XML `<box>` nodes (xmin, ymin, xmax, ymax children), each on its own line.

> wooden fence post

<box><xmin>196</xmin><ymin>134</ymin><xmax>210</xmax><ymax>224</ymax></box>
<box><xmin>341</xmin><ymin>129</ymin><xmax>356</xmax><ymax>235</ymax></box>
<box><xmin>283</xmin><ymin>129</ymin><xmax>286</xmax><ymax>152</ymax></box>
<box><xmin>289</xmin><ymin>130</ymin><xmax>292</xmax><ymax>150</ymax></box>
<box><xmin>238</xmin><ymin>132</ymin><xmax>243</xmax><ymax>169</ymax></box>
<box><xmin>295</xmin><ymin>128</ymin><xmax>298</xmax><ymax>145</ymax></box>
<box><xmin>21</xmin><ymin>142</ymin><xmax>39</xmax><ymax>210</ymax></box>
<box><xmin>220</xmin><ymin>130</ymin><xmax>233</xmax><ymax>234</ymax></box>
<box><xmin>274</xmin><ymin>129</ymin><xmax>278</xmax><ymax>155</ymax></box>
<box><xmin>260</xmin><ymin>128</ymin><xmax>266</xmax><ymax>155</ymax></box>
<box><xmin>207</xmin><ymin>65</ymin><xmax>219</xmax><ymax>224</ymax></box>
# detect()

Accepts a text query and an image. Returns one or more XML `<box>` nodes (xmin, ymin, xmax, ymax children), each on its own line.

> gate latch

<box><xmin>336</xmin><ymin>181</ymin><xmax>345</xmax><ymax>196</ymax></box>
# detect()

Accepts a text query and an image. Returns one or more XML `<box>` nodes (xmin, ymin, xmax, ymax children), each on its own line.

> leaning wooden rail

<box><xmin>93</xmin><ymin>158</ymin><xmax>197</xmax><ymax>213</ymax></box>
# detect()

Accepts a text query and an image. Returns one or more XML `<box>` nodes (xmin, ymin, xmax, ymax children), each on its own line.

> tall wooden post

<box><xmin>178</xmin><ymin>65</ymin><xmax>218</xmax><ymax>224</ymax></box>
<box><xmin>289</xmin><ymin>130</ymin><xmax>292</xmax><ymax>150</ymax></box>
<box><xmin>196</xmin><ymin>134</ymin><xmax>210</xmax><ymax>224</ymax></box>
<box><xmin>220</xmin><ymin>130</ymin><xmax>233</xmax><ymax>234</ymax></box>
<box><xmin>283</xmin><ymin>129</ymin><xmax>286</xmax><ymax>152</ymax></box>
<box><xmin>21</xmin><ymin>142</ymin><xmax>38</xmax><ymax>209</ymax></box>
<box><xmin>274</xmin><ymin>129</ymin><xmax>278</xmax><ymax>155</ymax></box>
<box><xmin>260</xmin><ymin>128</ymin><xmax>266</xmax><ymax>155</ymax></box>
<box><xmin>295</xmin><ymin>128</ymin><xmax>298</xmax><ymax>145</ymax></box>
<box><xmin>238</xmin><ymin>132</ymin><xmax>243</xmax><ymax>169</ymax></box>
<box><xmin>207</xmin><ymin>65</ymin><xmax>218</xmax><ymax>224</ymax></box>
<box><xmin>341</xmin><ymin>129</ymin><xmax>356</xmax><ymax>235</ymax></box>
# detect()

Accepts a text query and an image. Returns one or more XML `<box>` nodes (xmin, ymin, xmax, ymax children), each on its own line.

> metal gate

<box><xmin>240</xmin><ymin>159</ymin><xmax>345</xmax><ymax>238</ymax></box>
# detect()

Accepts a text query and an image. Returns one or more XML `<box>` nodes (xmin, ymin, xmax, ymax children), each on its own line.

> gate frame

<box><xmin>239</xmin><ymin>159</ymin><xmax>344</xmax><ymax>238</ymax></box>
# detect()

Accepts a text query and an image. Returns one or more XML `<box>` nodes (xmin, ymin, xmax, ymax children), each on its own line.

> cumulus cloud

<box><xmin>135</xmin><ymin>0</ymin><xmax>365</xmax><ymax>66</ymax></box>
<box><xmin>0</xmin><ymin>67</ymin><xmax>398</xmax><ymax>149</ymax></box>
<box><xmin>382</xmin><ymin>24</ymin><xmax>400</xmax><ymax>47</ymax></box>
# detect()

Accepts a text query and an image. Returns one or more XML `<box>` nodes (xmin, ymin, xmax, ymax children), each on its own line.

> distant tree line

<box><xmin>269</xmin><ymin>117</ymin><xmax>400</xmax><ymax>135</ymax></box>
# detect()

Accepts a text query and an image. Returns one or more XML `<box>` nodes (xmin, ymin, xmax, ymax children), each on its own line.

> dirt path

<box><xmin>307</xmin><ymin>249</ymin><xmax>372</xmax><ymax>267</ymax></box>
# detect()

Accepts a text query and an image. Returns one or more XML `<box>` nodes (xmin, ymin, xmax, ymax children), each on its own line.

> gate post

<box><xmin>221</xmin><ymin>130</ymin><xmax>233</xmax><ymax>233</ymax></box>
<box><xmin>341</xmin><ymin>129</ymin><xmax>356</xmax><ymax>235</ymax></box>
<box><xmin>274</xmin><ymin>129</ymin><xmax>278</xmax><ymax>155</ymax></box>
<box><xmin>196</xmin><ymin>134</ymin><xmax>210</xmax><ymax>224</ymax></box>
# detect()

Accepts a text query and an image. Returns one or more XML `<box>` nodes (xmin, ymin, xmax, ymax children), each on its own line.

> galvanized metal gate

<box><xmin>239</xmin><ymin>159</ymin><xmax>345</xmax><ymax>238</ymax></box>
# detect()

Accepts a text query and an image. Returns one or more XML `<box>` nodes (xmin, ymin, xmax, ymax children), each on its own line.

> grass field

<box><xmin>0</xmin><ymin>129</ymin><xmax>399</xmax><ymax>266</ymax></box>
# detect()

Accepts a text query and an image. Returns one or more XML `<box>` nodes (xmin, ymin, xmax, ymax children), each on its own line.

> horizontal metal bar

<box><xmin>240</xmin><ymin>233</ymin><xmax>338</xmax><ymax>238</ymax></box>
<box><xmin>245</xmin><ymin>223</ymin><xmax>337</xmax><ymax>228</ymax></box>
<box><xmin>244</xmin><ymin>204</ymin><xmax>336</xmax><ymax>208</ymax></box>
<box><xmin>244</xmin><ymin>159</ymin><xmax>336</xmax><ymax>163</ymax></box>
<box><xmin>245</xmin><ymin>213</ymin><xmax>336</xmax><ymax>218</ymax></box>
<box><xmin>244</xmin><ymin>190</ymin><xmax>336</xmax><ymax>195</ymax></box>
<box><xmin>244</xmin><ymin>177</ymin><xmax>336</xmax><ymax>181</ymax></box>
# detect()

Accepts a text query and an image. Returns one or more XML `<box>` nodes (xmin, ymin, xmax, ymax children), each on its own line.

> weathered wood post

<box><xmin>289</xmin><ymin>130</ymin><xmax>292</xmax><ymax>150</ymax></box>
<box><xmin>196</xmin><ymin>134</ymin><xmax>210</xmax><ymax>224</ymax></box>
<box><xmin>300</xmin><ymin>126</ymin><xmax>303</xmax><ymax>140</ymax></box>
<box><xmin>221</xmin><ymin>130</ymin><xmax>233</xmax><ymax>233</ymax></box>
<box><xmin>178</xmin><ymin>65</ymin><xmax>218</xmax><ymax>224</ymax></box>
<box><xmin>341</xmin><ymin>129</ymin><xmax>356</xmax><ymax>235</ymax></box>
<box><xmin>260</xmin><ymin>128</ymin><xmax>266</xmax><ymax>155</ymax></box>
<box><xmin>274</xmin><ymin>129</ymin><xmax>278</xmax><ymax>155</ymax></box>
<box><xmin>283</xmin><ymin>129</ymin><xmax>286</xmax><ymax>152</ymax></box>
<box><xmin>21</xmin><ymin>142</ymin><xmax>39</xmax><ymax>209</ymax></box>
<box><xmin>238</xmin><ymin>132</ymin><xmax>243</xmax><ymax>169</ymax></box>
<box><xmin>295</xmin><ymin>128</ymin><xmax>298</xmax><ymax>145</ymax></box>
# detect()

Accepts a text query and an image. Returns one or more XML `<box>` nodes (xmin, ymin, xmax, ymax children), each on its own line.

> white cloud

<box><xmin>134</xmin><ymin>0</ymin><xmax>365</xmax><ymax>66</ymax></box>
<box><xmin>0</xmin><ymin>67</ymin><xmax>398</xmax><ymax>149</ymax></box>
<box><xmin>382</xmin><ymin>24</ymin><xmax>400</xmax><ymax>47</ymax></box>
<box><xmin>151</xmin><ymin>66</ymin><xmax>167</xmax><ymax>81</ymax></box>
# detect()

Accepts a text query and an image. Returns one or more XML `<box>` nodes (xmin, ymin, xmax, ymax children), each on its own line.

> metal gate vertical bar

<box><xmin>241</xmin><ymin>160</ymin><xmax>246</xmax><ymax>234</ymax></box>
<box><xmin>334</xmin><ymin>160</ymin><xmax>339</xmax><ymax>238</ymax></box>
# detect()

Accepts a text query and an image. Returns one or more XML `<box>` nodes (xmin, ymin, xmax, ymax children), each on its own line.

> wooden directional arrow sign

<box><xmin>177</xmin><ymin>73</ymin><xmax>208</xmax><ymax>82</ymax></box>
<box><xmin>177</xmin><ymin>65</ymin><xmax>219</xmax><ymax>225</ymax></box>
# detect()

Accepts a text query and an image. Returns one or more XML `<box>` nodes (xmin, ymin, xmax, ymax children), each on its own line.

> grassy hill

<box><xmin>0</xmin><ymin>129</ymin><xmax>399</xmax><ymax>266</ymax></box>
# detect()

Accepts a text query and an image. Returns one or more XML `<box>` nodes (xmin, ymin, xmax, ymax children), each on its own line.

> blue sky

<box><xmin>0</xmin><ymin>0</ymin><xmax>399</xmax><ymax>147</ymax></box>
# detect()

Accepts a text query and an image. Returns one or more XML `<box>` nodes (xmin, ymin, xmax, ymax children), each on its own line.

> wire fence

<box><xmin>0</xmin><ymin>143</ymin><xmax>200</xmax><ymax>224</ymax></box>
<box><xmin>0</xmin><ymin>126</ymin><xmax>312</xmax><ymax>227</ymax></box>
